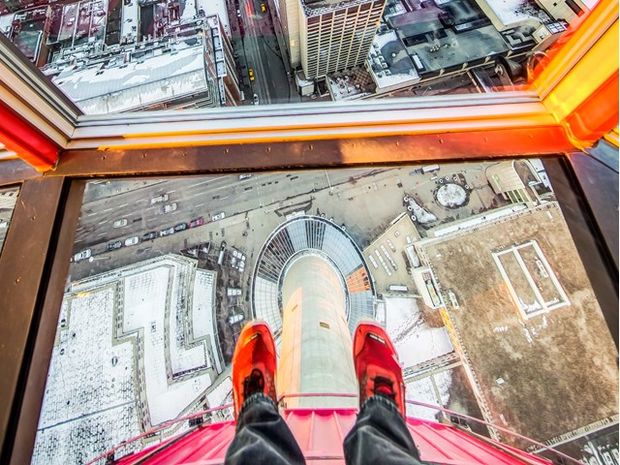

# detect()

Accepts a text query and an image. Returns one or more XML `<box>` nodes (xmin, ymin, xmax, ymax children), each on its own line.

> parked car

<box><xmin>73</xmin><ymin>249</ymin><xmax>91</xmax><ymax>262</ymax></box>
<box><xmin>151</xmin><ymin>194</ymin><xmax>169</xmax><ymax>205</ymax></box>
<box><xmin>253</xmin><ymin>94</ymin><xmax>259</xmax><ymax>105</ymax></box>
<box><xmin>124</xmin><ymin>236</ymin><xmax>139</xmax><ymax>247</ymax></box>
<box><xmin>159</xmin><ymin>227</ymin><xmax>175</xmax><ymax>237</ymax></box>
<box><xmin>142</xmin><ymin>231</ymin><xmax>157</xmax><ymax>240</ymax></box>
<box><xmin>211</xmin><ymin>211</ymin><xmax>226</xmax><ymax>221</ymax></box>
<box><xmin>189</xmin><ymin>217</ymin><xmax>205</xmax><ymax>228</ymax></box>
<box><xmin>239</xmin><ymin>174</ymin><xmax>253</xmax><ymax>180</ymax></box>
<box><xmin>248</xmin><ymin>68</ymin><xmax>255</xmax><ymax>81</ymax></box>
<box><xmin>174</xmin><ymin>223</ymin><xmax>188</xmax><ymax>232</ymax></box>
<box><xmin>113</xmin><ymin>218</ymin><xmax>128</xmax><ymax>228</ymax></box>
<box><xmin>107</xmin><ymin>240</ymin><xmax>123</xmax><ymax>251</ymax></box>
<box><xmin>162</xmin><ymin>202</ymin><xmax>177</xmax><ymax>214</ymax></box>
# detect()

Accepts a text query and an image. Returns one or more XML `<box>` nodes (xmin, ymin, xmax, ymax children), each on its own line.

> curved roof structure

<box><xmin>113</xmin><ymin>407</ymin><xmax>554</xmax><ymax>465</ymax></box>
<box><xmin>252</xmin><ymin>215</ymin><xmax>375</xmax><ymax>336</ymax></box>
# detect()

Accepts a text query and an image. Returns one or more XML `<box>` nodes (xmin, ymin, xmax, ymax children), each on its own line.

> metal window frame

<box><xmin>0</xmin><ymin>0</ymin><xmax>616</xmax><ymax>168</ymax></box>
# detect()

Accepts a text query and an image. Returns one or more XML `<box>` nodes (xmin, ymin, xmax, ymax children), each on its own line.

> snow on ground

<box><xmin>405</xmin><ymin>370</ymin><xmax>452</xmax><ymax>421</ymax></box>
<box><xmin>0</xmin><ymin>13</ymin><xmax>14</xmax><ymax>35</ymax></box>
<box><xmin>405</xmin><ymin>198</ymin><xmax>437</xmax><ymax>224</ymax></box>
<box><xmin>181</xmin><ymin>0</ymin><xmax>197</xmax><ymax>21</ymax></box>
<box><xmin>192</xmin><ymin>269</ymin><xmax>223</xmax><ymax>373</ymax></box>
<box><xmin>384</xmin><ymin>297</ymin><xmax>453</xmax><ymax>369</ymax></box>
<box><xmin>486</xmin><ymin>0</ymin><xmax>544</xmax><ymax>27</ymax></box>
<box><xmin>33</xmin><ymin>255</ymin><xmax>223</xmax><ymax>464</ymax></box>
<box><xmin>121</xmin><ymin>0</ymin><xmax>139</xmax><ymax>40</ymax></box>
<box><xmin>197</xmin><ymin>0</ymin><xmax>230</xmax><ymax>36</ymax></box>
<box><xmin>123</xmin><ymin>266</ymin><xmax>213</xmax><ymax>426</ymax></box>
<box><xmin>207</xmin><ymin>376</ymin><xmax>232</xmax><ymax>408</ymax></box>
<box><xmin>192</xmin><ymin>269</ymin><xmax>215</xmax><ymax>339</ymax></box>
<box><xmin>31</xmin><ymin>289</ymin><xmax>140</xmax><ymax>465</ymax></box>
<box><xmin>169</xmin><ymin>266</ymin><xmax>210</xmax><ymax>375</ymax></box>
<box><xmin>436</xmin><ymin>183</ymin><xmax>467</xmax><ymax>208</ymax></box>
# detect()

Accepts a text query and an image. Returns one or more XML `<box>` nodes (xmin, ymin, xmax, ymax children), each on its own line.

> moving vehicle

<box><xmin>107</xmin><ymin>240</ymin><xmax>122</xmax><ymax>251</ymax></box>
<box><xmin>73</xmin><ymin>249</ymin><xmax>91</xmax><ymax>262</ymax></box>
<box><xmin>124</xmin><ymin>236</ymin><xmax>139</xmax><ymax>247</ymax></box>
<box><xmin>248</xmin><ymin>68</ymin><xmax>255</xmax><ymax>81</ymax></box>
<box><xmin>260</xmin><ymin>2</ymin><xmax>266</xmax><ymax>12</ymax></box>
<box><xmin>113</xmin><ymin>218</ymin><xmax>128</xmax><ymax>228</ymax></box>
<box><xmin>189</xmin><ymin>217</ymin><xmax>205</xmax><ymax>228</ymax></box>
<box><xmin>239</xmin><ymin>174</ymin><xmax>252</xmax><ymax>180</ymax></box>
<box><xmin>422</xmin><ymin>164</ymin><xmax>440</xmax><ymax>174</ymax></box>
<box><xmin>253</xmin><ymin>94</ymin><xmax>259</xmax><ymax>105</ymax></box>
<box><xmin>150</xmin><ymin>194</ymin><xmax>169</xmax><ymax>205</ymax></box>
<box><xmin>162</xmin><ymin>202</ymin><xmax>177</xmax><ymax>214</ymax></box>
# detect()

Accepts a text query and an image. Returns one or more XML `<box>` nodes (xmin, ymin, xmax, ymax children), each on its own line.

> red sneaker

<box><xmin>353</xmin><ymin>322</ymin><xmax>406</xmax><ymax>417</ymax></box>
<box><xmin>231</xmin><ymin>321</ymin><xmax>278</xmax><ymax>419</ymax></box>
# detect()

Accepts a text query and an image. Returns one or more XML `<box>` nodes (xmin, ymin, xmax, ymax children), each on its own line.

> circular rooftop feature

<box><xmin>435</xmin><ymin>183</ymin><xmax>468</xmax><ymax>208</ymax></box>
<box><xmin>251</xmin><ymin>216</ymin><xmax>375</xmax><ymax>337</ymax></box>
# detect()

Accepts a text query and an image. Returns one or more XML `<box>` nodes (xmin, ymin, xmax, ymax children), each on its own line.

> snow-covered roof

<box><xmin>473</xmin><ymin>0</ymin><xmax>548</xmax><ymax>30</ymax></box>
<box><xmin>0</xmin><ymin>13</ymin><xmax>14</xmax><ymax>35</ymax></box>
<box><xmin>367</xmin><ymin>30</ymin><xmax>419</xmax><ymax>91</ymax></box>
<box><xmin>196</xmin><ymin>0</ymin><xmax>230</xmax><ymax>36</ymax></box>
<box><xmin>53</xmin><ymin>45</ymin><xmax>209</xmax><ymax>114</ymax></box>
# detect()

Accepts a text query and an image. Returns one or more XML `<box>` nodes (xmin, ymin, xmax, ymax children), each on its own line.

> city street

<box><xmin>232</xmin><ymin>0</ymin><xmax>297</xmax><ymax>103</ymax></box>
<box><xmin>71</xmin><ymin>162</ymin><xmax>498</xmax><ymax>282</ymax></box>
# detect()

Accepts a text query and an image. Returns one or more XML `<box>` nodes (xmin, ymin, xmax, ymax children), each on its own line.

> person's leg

<box><xmin>344</xmin><ymin>322</ymin><xmax>426</xmax><ymax>465</ymax></box>
<box><xmin>225</xmin><ymin>392</ymin><xmax>306</xmax><ymax>465</ymax></box>
<box><xmin>343</xmin><ymin>395</ymin><xmax>425</xmax><ymax>465</ymax></box>
<box><xmin>225</xmin><ymin>321</ymin><xmax>306</xmax><ymax>465</ymax></box>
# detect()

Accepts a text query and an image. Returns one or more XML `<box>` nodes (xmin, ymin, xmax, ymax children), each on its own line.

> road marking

<box><xmin>187</xmin><ymin>176</ymin><xmax>228</xmax><ymax>190</ymax></box>
<box><xmin>196</xmin><ymin>203</ymin><xmax>204</xmax><ymax>208</ymax></box>
<box><xmin>118</xmin><ymin>203</ymin><xmax>128</xmax><ymax>208</ymax></box>
<box><xmin>102</xmin><ymin>207</ymin><xmax>114</xmax><ymax>213</ymax></box>
<box><xmin>97</xmin><ymin>220</ymin><xmax>108</xmax><ymax>225</ymax></box>
<box><xmin>168</xmin><ymin>190</ymin><xmax>176</xmax><ymax>194</ymax></box>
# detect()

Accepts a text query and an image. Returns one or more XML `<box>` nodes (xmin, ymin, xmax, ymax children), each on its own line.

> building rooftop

<box><xmin>302</xmin><ymin>0</ymin><xmax>375</xmax><ymax>15</ymax></box>
<box><xmin>327</xmin><ymin>68</ymin><xmax>375</xmax><ymax>100</ymax></box>
<box><xmin>53</xmin><ymin>41</ymin><xmax>210</xmax><ymax>113</ymax></box>
<box><xmin>367</xmin><ymin>30</ymin><xmax>420</xmax><ymax>91</ymax></box>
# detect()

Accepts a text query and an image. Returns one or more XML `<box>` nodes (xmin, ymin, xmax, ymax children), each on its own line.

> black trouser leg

<box><xmin>343</xmin><ymin>396</ymin><xmax>427</xmax><ymax>465</ymax></box>
<box><xmin>224</xmin><ymin>393</ymin><xmax>307</xmax><ymax>465</ymax></box>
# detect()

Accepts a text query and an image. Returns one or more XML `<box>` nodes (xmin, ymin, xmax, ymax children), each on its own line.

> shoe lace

<box><xmin>243</xmin><ymin>368</ymin><xmax>265</xmax><ymax>398</ymax></box>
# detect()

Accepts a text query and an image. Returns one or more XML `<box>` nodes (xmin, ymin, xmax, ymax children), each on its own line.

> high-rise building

<box><xmin>279</xmin><ymin>0</ymin><xmax>387</xmax><ymax>79</ymax></box>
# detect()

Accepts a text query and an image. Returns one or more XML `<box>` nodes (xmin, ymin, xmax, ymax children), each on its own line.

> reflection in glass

<box><xmin>0</xmin><ymin>0</ymin><xmax>593</xmax><ymax>113</ymax></box>
<box><xmin>0</xmin><ymin>186</ymin><xmax>20</xmax><ymax>255</ymax></box>
<box><xmin>31</xmin><ymin>161</ymin><xmax>617</xmax><ymax>464</ymax></box>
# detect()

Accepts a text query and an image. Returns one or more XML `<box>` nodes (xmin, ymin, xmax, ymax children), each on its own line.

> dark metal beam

<box><xmin>0</xmin><ymin>177</ymin><xmax>68</xmax><ymax>464</ymax></box>
<box><xmin>0</xmin><ymin>159</ymin><xmax>40</xmax><ymax>187</ymax></box>
<box><xmin>7</xmin><ymin>181</ymin><xmax>85</xmax><ymax>465</ymax></box>
<box><xmin>53</xmin><ymin>128</ymin><xmax>574</xmax><ymax>177</ymax></box>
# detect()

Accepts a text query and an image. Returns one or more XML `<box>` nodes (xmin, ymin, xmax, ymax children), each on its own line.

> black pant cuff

<box><xmin>360</xmin><ymin>394</ymin><xmax>403</xmax><ymax>417</ymax></box>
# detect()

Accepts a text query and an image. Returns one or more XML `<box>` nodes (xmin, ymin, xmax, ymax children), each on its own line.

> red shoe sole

<box><xmin>353</xmin><ymin>322</ymin><xmax>406</xmax><ymax>416</ymax></box>
<box><xmin>231</xmin><ymin>321</ymin><xmax>277</xmax><ymax>418</ymax></box>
